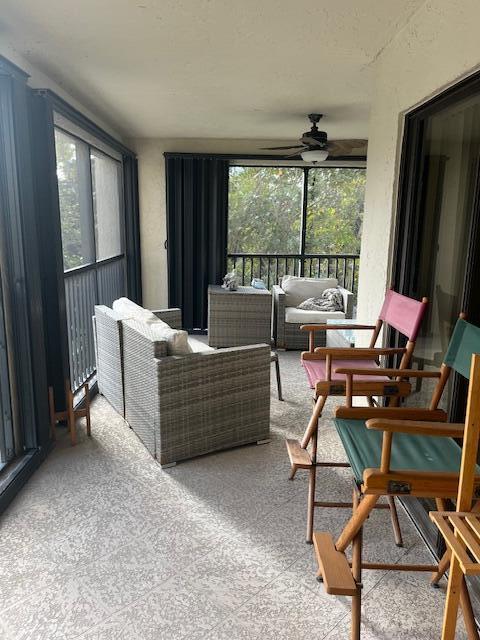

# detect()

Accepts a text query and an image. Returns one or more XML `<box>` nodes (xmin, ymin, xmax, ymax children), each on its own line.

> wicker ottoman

<box><xmin>208</xmin><ymin>285</ymin><xmax>272</xmax><ymax>347</ymax></box>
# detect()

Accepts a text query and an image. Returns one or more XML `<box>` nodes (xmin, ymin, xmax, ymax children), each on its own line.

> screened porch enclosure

<box><xmin>54</xmin><ymin>118</ymin><xmax>129</xmax><ymax>392</ymax></box>
<box><xmin>227</xmin><ymin>164</ymin><xmax>365</xmax><ymax>296</ymax></box>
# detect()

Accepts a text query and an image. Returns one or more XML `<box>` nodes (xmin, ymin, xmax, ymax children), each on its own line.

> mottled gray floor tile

<box><xmin>0</xmin><ymin>351</ymin><xmax>463</xmax><ymax>640</ymax></box>
<box><xmin>82</xmin><ymin>575</ymin><xmax>231</xmax><ymax>640</ymax></box>
<box><xmin>231</xmin><ymin>573</ymin><xmax>349</xmax><ymax>639</ymax></box>
<box><xmin>0</xmin><ymin>574</ymin><xmax>112</xmax><ymax>640</ymax></box>
<box><xmin>323</xmin><ymin>571</ymin><xmax>468</xmax><ymax>640</ymax></box>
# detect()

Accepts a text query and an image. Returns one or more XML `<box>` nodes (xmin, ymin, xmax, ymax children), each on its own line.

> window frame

<box><xmin>55</xmin><ymin>124</ymin><xmax>126</xmax><ymax>272</ymax></box>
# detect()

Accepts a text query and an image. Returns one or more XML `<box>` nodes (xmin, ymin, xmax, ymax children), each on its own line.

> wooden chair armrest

<box><xmin>300</xmin><ymin>324</ymin><xmax>376</xmax><ymax>332</ymax></box>
<box><xmin>366</xmin><ymin>418</ymin><xmax>465</xmax><ymax>438</ymax></box>
<box><xmin>334</xmin><ymin>367</ymin><xmax>441</xmax><ymax>378</ymax></box>
<box><xmin>335</xmin><ymin>406</ymin><xmax>448</xmax><ymax>421</ymax></box>
<box><xmin>303</xmin><ymin>347</ymin><xmax>406</xmax><ymax>361</ymax></box>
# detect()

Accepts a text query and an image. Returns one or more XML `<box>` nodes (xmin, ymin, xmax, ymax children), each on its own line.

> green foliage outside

<box><xmin>55</xmin><ymin>130</ymin><xmax>86</xmax><ymax>270</ymax></box>
<box><xmin>228</xmin><ymin>166</ymin><xmax>365</xmax><ymax>255</ymax></box>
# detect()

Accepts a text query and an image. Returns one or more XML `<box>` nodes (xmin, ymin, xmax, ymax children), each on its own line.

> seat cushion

<box><xmin>334</xmin><ymin>418</ymin><xmax>475</xmax><ymax>484</ymax></box>
<box><xmin>281</xmin><ymin>276</ymin><xmax>338</xmax><ymax>307</ymax></box>
<box><xmin>113</xmin><ymin>297</ymin><xmax>158</xmax><ymax>323</ymax></box>
<box><xmin>187</xmin><ymin>336</ymin><xmax>215</xmax><ymax>353</ymax></box>
<box><xmin>302</xmin><ymin>359</ymin><xmax>387</xmax><ymax>388</ymax></box>
<box><xmin>113</xmin><ymin>297</ymin><xmax>191</xmax><ymax>356</ymax></box>
<box><xmin>285</xmin><ymin>307</ymin><xmax>345</xmax><ymax>324</ymax></box>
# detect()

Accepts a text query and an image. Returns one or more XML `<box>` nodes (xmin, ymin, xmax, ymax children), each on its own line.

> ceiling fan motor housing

<box><xmin>302</xmin><ymin>129</ymin><xmax>328</xmax><ymax>147</ymax></box>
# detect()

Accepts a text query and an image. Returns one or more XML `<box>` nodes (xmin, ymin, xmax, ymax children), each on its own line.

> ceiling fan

<box><xmin>261</xmin><ymin>114</ymin><xmax>367</xmax><ymax>161</ymax></box>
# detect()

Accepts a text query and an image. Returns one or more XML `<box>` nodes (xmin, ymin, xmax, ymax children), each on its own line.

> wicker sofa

<box><xmin>272</xmin><ymin>276</ymin><xmax>354</xmax><ymax>350</ymax></box>
<box><xmin>94</xmin><ymin>302</ymin><xmax>271</xmax><ymax>466</ymax></box>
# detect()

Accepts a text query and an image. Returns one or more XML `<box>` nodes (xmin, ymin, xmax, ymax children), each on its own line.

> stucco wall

<box><xmin>357</xmin><ymin>0</ymin><xmax>480</xmax><ymax>329</ymax></box>
<box><xmin>0</xmin><ymin>42</ymin><xmax>123</xmax><ymax>140</ymax></box>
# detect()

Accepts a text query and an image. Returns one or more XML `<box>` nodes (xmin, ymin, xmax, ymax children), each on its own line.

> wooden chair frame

<box><xmin>48</xmin><ymin>379</ymin><xmax>91</xmax><ymax>445</ymax></box>
<box><xmin>287</xmin><ymin>296</ymin><xmax>431</xmax><ymax>544</ymax></box>
<box><xmin>429</xmin><ymin>353</ymin><xmax>480</xmax><ymax>639</ymax></box>
<box><xmin>312</xmin><ymin>345</ymin><xmax>480</xmax><ymax>639</ymax></box>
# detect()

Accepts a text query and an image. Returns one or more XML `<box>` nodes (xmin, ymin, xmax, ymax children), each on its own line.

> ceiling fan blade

<box><xmin>284</xmin><ymin>150</ymin><xmax>304</xmax><ymax>158</ymax></box>
<box><xmin>259</xmin><ymin>145</ymin><xmax>304</xmax><ymax>151</ymax></box>
<box><xmin>327</xmin><ymin>139</ymin><xmax>368</xmax><ymax>154</ymax></box>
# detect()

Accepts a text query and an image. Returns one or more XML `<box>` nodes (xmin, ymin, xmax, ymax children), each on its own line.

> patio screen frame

<box><xmin>29</xmin><ymin>89</ymin><xmax>142</xmax><ymax>406</ymax></box>
<box><xmin>227</xmin><ymin>161</ymin><xmax>367</xmax><ymax>271</ymax></box>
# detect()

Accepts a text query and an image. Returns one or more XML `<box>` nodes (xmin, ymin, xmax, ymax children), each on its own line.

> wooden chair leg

<box><xmin>306</xmin><ymin>429</ymin><xmax>318</xmax><ymax>544</ymax></box>
<box><xmin>387</xmin><ymin>496</ymin><xmax>403</xmax><ymax>547</ymax></box>
<box><xmin>441</xmin><ymin>556</ymin><xmax>463</xmax><ymax>640</ymax></box>
<box><xmin>431</xmin><ymin>549</ymin><xmax>450</xmax><ymax>586</ymax></box>
<box><xmin>351</xmin><ymin>491</ymin><xmax>363</xmax><ymax>640</ymax></box>
<box><xmin>336</xmin><ymin>494</ymin><xmax>379</xmax><ymax>553</ymax></box>
<box><xmin>459</xmin><ymin>576</ymin><xmax>480</xmax><ymax>640</ymax></box>
<box><xmin>301</xmin><ymin>395</ymin><xmax>327</xmax><ymax>449</ymax></box>
<box><xmin>66</xmin><ymin>382</ymin><xmax>76</xmax><ymax>446</ymax></box>
<box><xmin>289</xmin><ymin>464</ymin><xmax>298</xmax><ymax>480</ymax></box>
<box><xmin>84</xmin><ymin>382</ymin><xmax>91</xmax><ymax>437</ymax></box>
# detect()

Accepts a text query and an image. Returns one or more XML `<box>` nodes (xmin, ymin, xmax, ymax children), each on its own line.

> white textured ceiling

<box><xmin>0</xmin><ymin>0</ymin><xmax>424</xmax><ymax>139</ymax></box>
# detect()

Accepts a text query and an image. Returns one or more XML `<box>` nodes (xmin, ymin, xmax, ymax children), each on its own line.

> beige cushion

<box><xmin>285</xmin><ymin>307</ymin><xmax>345</xmax><ymax>324</ymax></box>
<box><xmin>187</xmin><ymin>336</ymin><xmax>215</xmax><ymax>353</ymax></box>
<box><xmin>112</xmin><ymin>297</ymin><xmax>158</xmax><ymax>323</ymax></box>
<box><xmin>281</xmin><ymin>276</ymin><xmax>338</xmax><ymax>307</ymax></box>
<box><xmin>149</xmin><ymin>322</ymin><xmax>192</xmax><ymax>355</ymax></box>
<box><xmin>113</xmin><ymin>297</ymin><xmax>191</xmax><ymax>356</ymax></box>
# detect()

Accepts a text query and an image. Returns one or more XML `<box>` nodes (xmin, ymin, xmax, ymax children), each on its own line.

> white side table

<box><xmin>326</xmin><ymin>318</ymin><xmax>357</xmax><ymax>348</ymax></box>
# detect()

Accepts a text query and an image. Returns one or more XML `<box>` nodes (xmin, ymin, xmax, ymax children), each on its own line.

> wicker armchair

<box><xmin>94</xmin><ymin>305</ymin><xmax>183</xmax><ymax>417</ymax></box>
<box><xmin>272</xmin><ymin>277</ymin><xmax>354</xmax><ymax>349</ymax></box>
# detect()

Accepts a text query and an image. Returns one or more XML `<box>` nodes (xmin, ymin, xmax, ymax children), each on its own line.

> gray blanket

<box><xmin>297</xmin><ymin>288</ymin><xmax>344</xmax><ymax>312</ymax></box>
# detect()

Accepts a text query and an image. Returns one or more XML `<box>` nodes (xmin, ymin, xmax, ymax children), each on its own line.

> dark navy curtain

<box><xmin>165</xmin><ymin>154</ymin><xmax>229</xmax><ymax>331</ymax></box>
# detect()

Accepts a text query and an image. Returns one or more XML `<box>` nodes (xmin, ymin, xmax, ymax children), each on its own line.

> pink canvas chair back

<box><xmin>379</xmin><ymin>289</ymin><xmax>426</xmax><ymax>341</ymax></box>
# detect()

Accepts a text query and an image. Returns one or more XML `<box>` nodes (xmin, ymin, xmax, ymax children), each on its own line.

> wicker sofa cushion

<box><xmin>113</xmin><ymin>297</ymin><xmax>158</xmax><ymax>322</ymax></box>
<box><xmin>187</xmin><ymin>336</ymin><xmax>215</xmax><ymax>353</ymax></box>
<box><xmin>113</xmin><ymin>297</ymin><xmax>191</xmax><ymax>356</ymax></box>
<box><xmin>284</xmin><ymin>307</ymin><xmax>345</xmax><ymax>324</ymax></box>
<box><xmin>281</xmin><ymin>276</ymin><xmax>338</xmax><ymax>307</ymax></box>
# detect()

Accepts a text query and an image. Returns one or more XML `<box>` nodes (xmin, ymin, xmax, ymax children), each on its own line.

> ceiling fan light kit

<box><xmin>260</xmin><ymin>113</ymin><xmax>367</xmax><ymax>160</ymax></box>
<box><xmin>300</xmin><ymin>149</ymin><xmax>329</xmax><ymax>163</ymax></box>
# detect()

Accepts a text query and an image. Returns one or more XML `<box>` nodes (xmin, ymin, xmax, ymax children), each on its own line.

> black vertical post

<box><xmin>299</xmin><ymin>167</ymin><xmax>309</xmax><ymax>276</ymax></box>
<box><xmin>123</xmin><ymin>156</ymin><xmax>142</xmax><ymax>304</ymax></box>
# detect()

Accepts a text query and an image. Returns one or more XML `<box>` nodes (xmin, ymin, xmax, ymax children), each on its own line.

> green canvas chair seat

<box><xmin>334</xmin><ymin>418</ymin><xmax>480</xmax><ymax>484</ymax></box>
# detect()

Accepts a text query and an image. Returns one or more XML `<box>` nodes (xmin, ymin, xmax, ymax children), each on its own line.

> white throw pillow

<box><xmin>112</xmin><ymin>297</ymin><xmax>158</xmax><ymax>323</ymax></box>
<box><xmin>281</xmin><ymin>276</ymin><xmax>338</xmax><ymax>307</ymax></box>
<box><xmin>149</xmin><ymin>323</ymin><xmax>192</xmax><ymax>355</ymax></box>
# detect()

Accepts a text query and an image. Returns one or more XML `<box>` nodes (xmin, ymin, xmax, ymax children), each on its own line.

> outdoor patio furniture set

<box><xmin>92</xmin><ymin>275</ymin><xmax>352</xmax><ymax>465</ymax></box>
<box><xmin>208</xmin><ymin>275</ymin><xmax>354</xmax><ymax>350</ymax></box>
<box><xmin>286</xmin><ymin>288</ymin><xmax>480</xmax><ymax>639</ymax></box>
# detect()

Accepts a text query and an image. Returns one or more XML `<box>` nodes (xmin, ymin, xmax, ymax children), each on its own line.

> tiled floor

<box><xmin>0</xmin><ymin>350</ymin><xmax>468</xmax><ymax>639</ymax></box>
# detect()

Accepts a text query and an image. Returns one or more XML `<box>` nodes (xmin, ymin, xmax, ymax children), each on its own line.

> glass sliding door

<box><xmin>394</xmin><ymin>74</ymin><xmax>480</xmax><ymax>610</ymax></box>
<box><xmin>398</xmin><ymin>93</ymin><xmax>480</xmax><ymax>412</ymax></box>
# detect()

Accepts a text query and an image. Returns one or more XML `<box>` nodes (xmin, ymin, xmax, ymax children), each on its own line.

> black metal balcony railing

<box><xmin>64</xmin><ymin>256</ymin><xmax>126</xmax><ymax>392</ymax></box>
<box><xmin>227</xmin><ymin>253</ymin><xmax>360</xmax><ymax>294</ymax></box>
